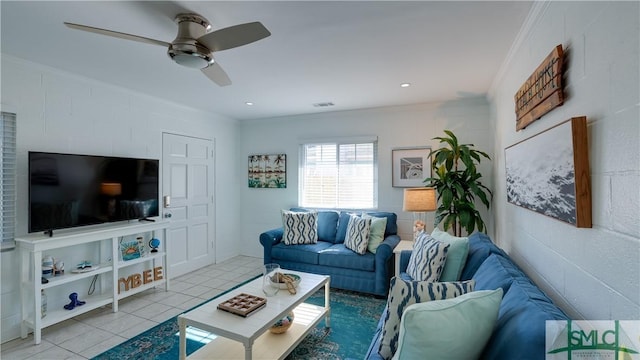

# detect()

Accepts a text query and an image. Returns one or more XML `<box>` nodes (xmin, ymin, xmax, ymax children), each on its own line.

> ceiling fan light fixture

<box><xmin>167</xmin><ymin>44</ymin><xmax>214</xmax><ymax>69</ymax></box>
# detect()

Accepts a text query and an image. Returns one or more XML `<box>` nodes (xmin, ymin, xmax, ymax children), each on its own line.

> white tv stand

<box><xmin>16</xmin><ymin>220</ymin><xmax>170</xmax><ymax>344</ymax></box>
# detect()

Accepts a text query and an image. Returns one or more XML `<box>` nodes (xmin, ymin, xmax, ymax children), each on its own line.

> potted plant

<box><xmin>424</xmin><ymin>130</ymin><xmax>492</xmax><ymax>236</ymax></box>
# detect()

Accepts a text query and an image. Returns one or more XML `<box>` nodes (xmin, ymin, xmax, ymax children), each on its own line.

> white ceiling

<box><xmin>1</xmin><ymin>1</ymin><xmax>532</xmax><ymax>121</ymax></box>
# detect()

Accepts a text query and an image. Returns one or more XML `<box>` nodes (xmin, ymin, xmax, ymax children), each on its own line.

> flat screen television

<box><xmin>28</xmin><ymin>151</ymin><xmax>159</xmax><ymax>234</ymax></box>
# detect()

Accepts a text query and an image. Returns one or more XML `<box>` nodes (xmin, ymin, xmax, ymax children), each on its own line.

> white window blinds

<box><xmin>300</xmin><ymin>139</ymin><xmax>377</xmax><ymax>209</ymax></box>
<box><xmin>1</xmin><ymin>112</ymin><xmax>17</xmax><ymax>246</ymax></box>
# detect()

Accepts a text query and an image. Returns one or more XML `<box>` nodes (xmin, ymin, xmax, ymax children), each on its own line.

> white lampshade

<box><xmin>403</xmin><ymin>187</ymin><xmax>437</xmax><ymax>212</ymax></box>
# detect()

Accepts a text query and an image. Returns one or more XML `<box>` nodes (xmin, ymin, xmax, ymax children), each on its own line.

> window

<box><xmin>1</xmin><ymin>112</ymin><xmax>16</xmax><ymax>249</ymax></box>
<box><xmin>299</xmin><ymin>138</ymin><xmax>377</xmax><ymax>209</ymax></box>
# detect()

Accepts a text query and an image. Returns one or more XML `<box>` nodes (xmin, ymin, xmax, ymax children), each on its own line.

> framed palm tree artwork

<box><xmin>248</xmin><ymin>154</ymin><xmax>286</xmax><ymax>188</ymax></box>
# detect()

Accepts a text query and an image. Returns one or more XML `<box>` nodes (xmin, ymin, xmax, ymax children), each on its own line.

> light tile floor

<box><xmin>1</xmin><ymin>256</ymin><xmax>263</xmax><ymax>360</ymax></box>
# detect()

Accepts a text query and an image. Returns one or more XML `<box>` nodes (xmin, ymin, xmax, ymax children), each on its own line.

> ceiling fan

<box><xmin>64</xmin><ymin>13</ymin><xmax>270</xmax><ymax>86</ymax></box>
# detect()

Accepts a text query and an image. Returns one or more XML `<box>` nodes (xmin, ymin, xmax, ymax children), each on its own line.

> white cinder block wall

<box><xmin>238</xmin><ymin>98</ymin><xmax>494</xmax><ymax>258</ymax></box>
<box><xmin>0</xmin><ymin>56</ymin><xmax>242</xmax><ymax>342</ymax></box>
<box><xmin>489</xmin><ymin>2</ymin><xmax>639</xmax><ymax>320</ymax></box>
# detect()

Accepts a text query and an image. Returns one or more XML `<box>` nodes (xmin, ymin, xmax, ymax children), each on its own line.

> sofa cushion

<box><xmin>460</xmin><ymin>232</ymin><xmax>507</xmax><ymax>280</ymax></box>
<box><xmin>393</xmin><ymin>288</ymin><xmax>503</xmax><ymax>360</ymax></box>
<box><xmin>271</xmin><ymin>241</ymin><xmax>333</xmax><ymax>265</ymax></box>
<box><xmin>290</xmin><ymin>208</ymin><xmax>340</xmax><ymax>243</ymax></box>
<box><xmin>431</xmin><ymin>228</ymin><xmax>469</xmax><ymax>282</ymax></box>
<box><xmin>363</xmin><ymin>214</ymin><xmax>388</xmax><ymax>254</ymax></box>
<box><xmin>336</xmin><ymin>211</ymin><xmax>356</xmax><ymax>243</ymax></box>
<box><xmin>345</xmin><ymin>215</ymin><xmax>372</xmax><ymax>255</ymax></box>
<box><xmin>378</xmin><ymin>277</ymin><xmax>475</xmax><ymax>359</ymax></box>
<box><xmin>406</xmin><ymin>233</ymin><xmax>449</xmax><ymax>282</ymax></box>
<box><xmin>281</xmin><ymin>210</ymin><xmax>318</xmax><ymax>245</ymax></box>
<box><xmin>472</xmin><ymin>254</ymin><xmax>530</xmax><ymax>294</ymax></box>
<box><xmin>481</xmin><ymin>281</ymin><xmax>569</xmax><ymax>360</ymax></box>
<box><xmin>364</xmin><ymin>211</ymin><xmax>398</xmax><ymax>236</ymax></box>
<box><xmin>318</xmin><ymin>244</ymin><xmax>375</xmax><ymax>271</ymax></box>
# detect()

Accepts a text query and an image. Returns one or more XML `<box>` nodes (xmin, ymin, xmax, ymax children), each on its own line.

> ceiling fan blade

<box><xmin>64</xmin><ymin>22</ymin><xmax>171</xmax><ymax>48</ymax></box>
<box><xmin>201</xmin><ymin>62</ymin><xmax>232</xmax><ymax>86</ymax></box>
<box><xmin>197</xmin><ymin>22</ymin><xmax>270</xmax><ymax>52</ymax></box>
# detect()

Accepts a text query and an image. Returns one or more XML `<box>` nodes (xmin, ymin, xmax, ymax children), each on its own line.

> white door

<box><xmin>162</xmin><ymin>133</ymin><xmax>215</xmax><ymax>278</ymax></box>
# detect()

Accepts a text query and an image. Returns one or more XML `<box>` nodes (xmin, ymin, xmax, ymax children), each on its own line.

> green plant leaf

<box><xmin>476</xmin><ymin>216</ymin><xmax>485</xmax><ymax>233</ymax></box>
<box><xmin>443</xmin><ymin>213</ymin><xmax>456</xmax><ymax>232</ymax></box>
<box><xmin>441</xmin><ymin>188</ymin><xmax>453</xmax><ymax>209</ymax></box>
<box><xmin>443</xmin><ymin>130</ymin><xmax>458</xmax><ymax>147</ymax></box>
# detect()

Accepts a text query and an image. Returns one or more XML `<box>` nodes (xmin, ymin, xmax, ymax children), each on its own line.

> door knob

<box><xmin>164</xmin><ymin>213</ymin><xmax>172</xmax><ymax>218</ymax></box>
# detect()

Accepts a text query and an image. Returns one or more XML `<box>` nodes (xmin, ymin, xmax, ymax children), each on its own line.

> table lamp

<box><xmin>403</xmin><ymin>187</ymin><xmax>437</xmax><ymax>241</ymax></box>
<box><xmin>101</xmin><ymin>182</ymin><xmax>122</xmax><ymax>218</ymax></box>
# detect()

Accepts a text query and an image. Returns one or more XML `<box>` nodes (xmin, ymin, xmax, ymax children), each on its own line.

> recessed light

<box><xmin>245</xmin><ymin>102</ymin><xmax>254</xmax><ymax>106</ymax></box>
<box><xmin>400</xmin><ymin>83</ymin><xmax>411</xmax><ymax>88</ymax></box>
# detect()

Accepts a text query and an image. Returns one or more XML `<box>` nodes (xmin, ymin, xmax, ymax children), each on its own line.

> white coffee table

<box><xmin>178</xmin><ymin>270</ymin><xmax>330</xmax><ymax>360</ymax></box>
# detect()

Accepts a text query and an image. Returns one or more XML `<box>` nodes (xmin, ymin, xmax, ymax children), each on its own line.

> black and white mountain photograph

<box><xmin>505</xmin><ymin>121</ymin><xmax>577</xmax><ymax>225</ymax></box>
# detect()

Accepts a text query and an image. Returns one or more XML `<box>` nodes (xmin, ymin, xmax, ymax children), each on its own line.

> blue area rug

<box><xmin>93</xmin><ymin>283</ymin><xmax>385</xmax><ymax>360</ymax></box>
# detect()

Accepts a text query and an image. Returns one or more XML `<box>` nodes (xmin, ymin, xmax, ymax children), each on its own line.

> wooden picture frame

<box><xmin>392</xmin><ymin>147</ymin><xmax>431</xmax><ymax>188</ymax></box>
<box><xmin>505</xmin><ymin>117</ymin><xmax>591</xmax><ymax>227</ymax></box>
<box><xmin>248</xmin><ymin>154</ymin><xmax>286</xmax><ymax>188</ymax></box>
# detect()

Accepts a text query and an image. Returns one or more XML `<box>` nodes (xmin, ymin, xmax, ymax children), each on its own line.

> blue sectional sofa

<box><xmin>259</xmin><ymin>209</ymin><xmax>400</xmax><ymax>297</ymax></box>
<box><xmin>365</xmin><ymin>232</ymin><xmax>570</xmax><ymax>359</ymax></box>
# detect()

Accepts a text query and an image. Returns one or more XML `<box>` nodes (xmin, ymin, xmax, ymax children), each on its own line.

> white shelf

<box><xmin>28</xmin><ymin>293</ymin><xmax>113</xmax><ymax>328</ymax></box>
<box><xmin>16</xmin><ymin>221</ymin><xmax>170</xmax><ymax>344</ymax></box>
<box><xmin>117</xmin><ymin>251</ymin><xmax>166</xmax><ymax>269</ymax></box>
<box><xmin>41</xmin><ymin>263</ymin><xmax>113</xmax><ymax>289</ymax></box>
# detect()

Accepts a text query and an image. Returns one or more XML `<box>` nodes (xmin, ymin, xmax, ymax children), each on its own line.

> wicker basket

<box><xmin>269</xmin><ymin>312</ymin><xmax>294</xmax><ymax>334</ymax></box>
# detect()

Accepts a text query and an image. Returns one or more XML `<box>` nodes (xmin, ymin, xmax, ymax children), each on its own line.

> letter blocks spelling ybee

<box><xmin>118</xmin><ymin>267</ymin><xmax>164</xmax><ymax>294</ymax></box>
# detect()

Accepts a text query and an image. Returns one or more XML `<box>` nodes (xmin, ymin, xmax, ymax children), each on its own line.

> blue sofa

<box><xmin>365</xmin><ymin>232</ymin><xmax>570</xmax><ymax>359</ymax></box>
<box><xmin>259</xmin><ymin>209</ymin><xmax>401</xmax><ymax>297</ymax></box>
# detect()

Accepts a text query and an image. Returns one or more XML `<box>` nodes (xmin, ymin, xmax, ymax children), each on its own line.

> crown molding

<box><xmin>487</xmin><ymin>1</ymin><xmax>552</xmax><ymax>101</ymax></box>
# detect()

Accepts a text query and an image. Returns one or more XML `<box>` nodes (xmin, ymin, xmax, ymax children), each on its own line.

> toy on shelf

<box><xmin>63</xmin><ymin>292</ymin><xmax>86</xmax><ymax>310</ymax></box>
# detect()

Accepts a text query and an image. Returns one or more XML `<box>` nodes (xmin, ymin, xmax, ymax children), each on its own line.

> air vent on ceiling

<box><xmin>313</xmin><ymin>102</ymin><xmax>335</xmax><ymax>108</ymax></box>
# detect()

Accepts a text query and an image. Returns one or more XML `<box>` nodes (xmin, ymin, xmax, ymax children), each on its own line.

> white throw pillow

<box><xmin>406</xmin><ymin>233</ymin><xmax>449</xmax><ymax>282</ymax></box>
<box><xmin>281</xmin><ymin>210</ymin><xmax>318</xmax><ymax>245</ymax></box>
<box><xmin>344</xmin><ymin>215</ymin><xmax>371</xmax><ymax>255</ymax></box>
<box><xmin>393</xmin><ymin>288</ymin><xmax>503</xmax><ymax>360</ymax></box>
<box><xmin>378</xmin><ymin>277</ymin><xmax>475</xmax><ymax>359</ymax></box>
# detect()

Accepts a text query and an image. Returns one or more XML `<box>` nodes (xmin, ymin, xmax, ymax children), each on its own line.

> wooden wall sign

<box><xmin>118</xmin><ymin>266</ymin><xmax>164</xmax><ymax>294</ymax></box>
<box><xmin>514</xmin><ymin>45</ymin><xmax>564</xmax><ymax>131</ymax></box>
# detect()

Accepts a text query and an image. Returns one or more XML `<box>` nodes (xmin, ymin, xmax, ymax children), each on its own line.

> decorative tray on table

<box><xmin>217</xmin><ymin>293</ymin><xmax>267</xmax><ymax>317</ymax></box>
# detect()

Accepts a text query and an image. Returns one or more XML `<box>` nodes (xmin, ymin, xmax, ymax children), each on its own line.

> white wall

<box><xmin>238</xmin><ymin>98</ymin><xmax>493</xmax><ymax>258</ymax></box>
<box><xmin>0</xmin><ymin>56</ymin><xmax>242</xmax><ymax>342</ymax></box>
<box><xmin>489</xmin><ymin>1</ymin><xmax>639</xmax><ymax>320</ymax></box>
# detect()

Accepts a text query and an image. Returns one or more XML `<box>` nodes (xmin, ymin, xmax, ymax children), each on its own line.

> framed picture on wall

<box><xmin>248</xmin><ymin>154</ymin><xmax>287</xmax><ymax>188</ymax></box>
<box><xmin>505</xmin><ymin>117</ymin><xmax>591</xmax><ymax>227</ymax></box>
<box><xmin>392</xmin><ymin>147</ymin><xmax>431</xmax><ymax>187</ymax></box>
